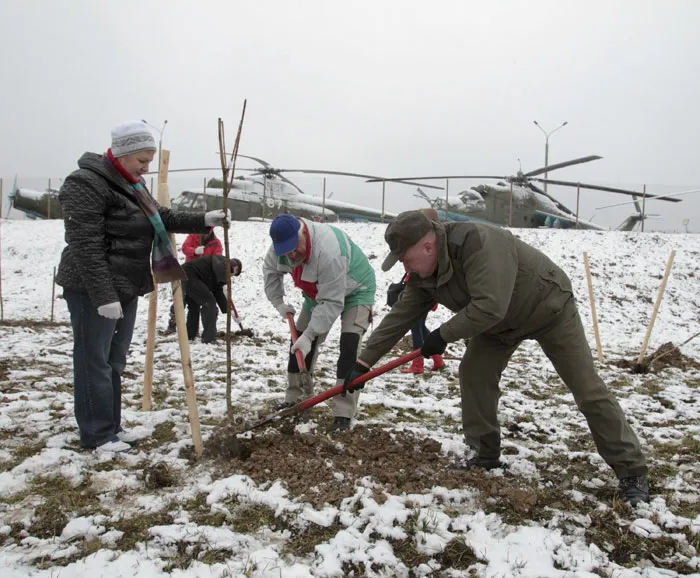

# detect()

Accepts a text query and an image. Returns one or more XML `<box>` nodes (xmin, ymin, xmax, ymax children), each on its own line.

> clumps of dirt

<box><xmin>0</xmin><ymin>319</ymin><xmax>70</xmax><ymax>329</ymax></box>
<box><xmin>143</xmin><ymin>462</ymin><xmax>177</xmax><ymax>489</ymax></box>
<box><xmin>203</xmin><ymin>418</ymin><xmax>254</xmax><ymax>461</ymax></box>
<box><xmin>0</xmin><ymin>360</ymin><xmax>9</xmax><ymax>382</ymax></box>
<box><xmin>205</xmin><ymin>421</ymin><xmax>539</xmax><ymax>512</ymax></box>
<box><xmin>616</xmin><ymin>342</ymin><xmax>700</xmax><ymax>374</ymax></box>
<box><xmin>585</xmin><ymin>508</ymin><xmax>696</xmax><ymax>573</ymax></box>
<box><xmin>216</xmin><ymin>330</ymin><xmax>264</xmax><ymax>344</ymax></box>
<box><xmin>435</xmin><ymin>537</ymin><xmax>483</xmax><ymax>570</ymax></box>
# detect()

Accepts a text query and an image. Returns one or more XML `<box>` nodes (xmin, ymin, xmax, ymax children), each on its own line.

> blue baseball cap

<box><xmin>269</xmin><ymin>214</ymin><xmax>301</xmax><ymax>256</ymax></box>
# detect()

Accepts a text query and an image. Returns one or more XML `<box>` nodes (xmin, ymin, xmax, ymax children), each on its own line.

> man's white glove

<box><xmin>275</xmin><ymin>302</ymin><xmax>295</xmax><ymax>319</ymax></box>
<box><xmin>194</xmin><ymin>246</ymin><xmax>205</xmax><ymax>255</ymax></box>
<box><xmin>204</xmin><ymin>209</ymin><xmax>232</xmax><ymax>227</ymax></box>
<box><xmin>291</xmin><ymin>333</ymin><xmax>313</xmax><ymax>358</ymax></box>
<box><xmin>97</xmin><ymin>301</ymin><xmax>123</xmax><ymax>319</ymax></box>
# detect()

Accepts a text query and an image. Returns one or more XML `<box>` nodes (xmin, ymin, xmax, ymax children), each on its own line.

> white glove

<box><xmin>194</xmin><ymin>245</ymin><xmax>205</xmax><ymax>255</ymax></box>
<box><xmin>97</xmin><ymin>301</ymin><xmax>123</xmax><ymax>319</ymax></box>
<box><xmin>291</xmin><ymin>333</ymin><xmax>313</xmax><ymax>358</ymax></box>
<box><xmin>275</xmin><ymin>302</ymin><xmax>296</xmax><ymax>319</ymax></box>
<box><xmin>204</xmin><ymin>209</ymin><xmax>232</xmax><ymax>227</ymax></box>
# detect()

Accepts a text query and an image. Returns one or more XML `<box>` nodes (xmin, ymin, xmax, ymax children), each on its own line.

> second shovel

<box><xmin>287</xmin><ymin>312</ymin><xmax>314</xmax><ymax>415</ymax></box>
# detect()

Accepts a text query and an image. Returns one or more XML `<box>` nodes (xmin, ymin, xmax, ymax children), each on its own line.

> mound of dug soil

<box><xmin>616</xmin><ymin>342</ymin><xmax>700</xmax><ymax>374</ymax></box>
<box><xmin>204</xmin><ymin>419</ymin><xmax>538</xmax><ymax>512</ymax></box>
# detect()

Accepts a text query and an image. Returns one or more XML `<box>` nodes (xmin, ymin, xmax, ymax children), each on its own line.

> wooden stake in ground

<box><xmin>142</xmin><ymin>149</ymin><xmax>204</xmax><ymax>456</ymax></box>
<box><xmin>50</xmin><ymin>266</ymin><xmax>56</xmax><ymax>322</ymax></box>
<box><xmin>637</xmin><ymin>250</ymin><xmax>676</xmax><ymax>364</ymax></box>
<box><xmin>217</xmin><ymin>101</ymin><xmax>247</xmax><ymax>417</ymax></box>
<box><xmin>583</xmin><ymin>252</ymin><xmax>604</xmax><ymax>362</ymax></box>
<box><xmin>143</xmin><ymin>154</ymin><xmax>167</xmax><ymax>411</ymax></box>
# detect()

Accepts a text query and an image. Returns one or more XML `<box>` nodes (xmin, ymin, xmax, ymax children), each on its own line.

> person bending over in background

<box><xmin>164</xmin><ymin>227</ymin><xmax>224</xmax><ymax>333</ymax></box>
<box><xmin>56</xmin><ymin>120</ymin><xmax>230</xmax><ymax>453</ymax></box>
<box><xmin>263</xmin><ymin>214</ymin><xmax>375</xmax><ymax>432</ymax></box>
<box><xmin>180</xmin><ymin>255</ymin><xmax>241</xmax><ymax>344</ymax></box>
<box><xmin>343</xmin><ymin>210</ymin><xmax>649</xmax><ymax>506</ymax></box>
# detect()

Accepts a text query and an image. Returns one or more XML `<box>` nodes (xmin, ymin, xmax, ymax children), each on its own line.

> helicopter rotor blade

<box><xmin>236</xmin><ymin>154</ymin><xmax>273</xmax><ymax>168</ymax></box>
<box><xmin>526</xmin><ymin>182</ymin><xmax>576</xmax><ymax>216</ymax></box>
<box><xmin>531</xmin><ymin>178</ymin><xmax>682</xmax><ymax>202</ymax></box>
<box><xmin>594</xmin><ymin>188</ymin><xmax>700</xmax><ymax>210</ymax></box>
<box><xmin>366</xmin><ymin>175</ymin><xmax>506</xmax><ymax>183</ymax></box>
<box><xmin>276</xmin><ymin>173</ymin><xmax>306</xmax><ymax>195</ymax></box>
<box><xmin>523</xmin><ymin>155</ymin><xmax>603</xmax><ymax>178</ymax></box>
<box><xmin>146</xmin><ymin>167</ymin><xmax>259</xmax><ymax>175</ymax></box>
<box><xmin>275</xmin><ymin>169</ymin><xmax>445</xmax><ymax>190</ymax></box>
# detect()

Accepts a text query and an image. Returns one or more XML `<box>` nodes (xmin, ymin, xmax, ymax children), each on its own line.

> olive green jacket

<box><xmin>360</xmin><ymin>221</ymin><xmax>574</xmax><ymax>366</ymax></box>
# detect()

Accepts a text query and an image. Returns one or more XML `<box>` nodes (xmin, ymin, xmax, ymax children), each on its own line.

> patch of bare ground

<box><xmin>615</xmin><ymin>341</ymin><xmax>700</xmax><ymax>374</ymax></box>
<box><xmin>0</xmin><ymin>319</ymin><xmax>71</xmax><ymax>329</ymax></box>
<box><xmin>585</xmin><ymin>508</ymin><xmax>697</xmax><ymax>573</ymax></box>
<box><xmin>205</xmin><ymin>421</ymin><xmax>540</xmax><ymax>515</ymax></box>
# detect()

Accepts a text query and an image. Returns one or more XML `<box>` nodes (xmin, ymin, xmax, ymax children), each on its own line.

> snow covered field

<box><xmin>0</xmin><ymin>219</ymin><xmax>699</xmax><ymax>577</ymax></box>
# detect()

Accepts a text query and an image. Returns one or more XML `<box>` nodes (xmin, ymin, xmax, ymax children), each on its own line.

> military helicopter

<box><xmin>367</xmin><ymin>155</ymin><xmax>682</xmax><ymax>230</ymax></box>
<box><xmin>169</xmin><ymin>155</ymin><xmax>443</xmax><ymax>223</ymax></box>
<box><xmin>6</xmin><ymin>157</ymin><xmax>443</xmax><ymax>222</ymax></box>
<box><xmin>6</xmin><ymin>179</ymin><xmax>62</xmax><ymax>220</ymax></box>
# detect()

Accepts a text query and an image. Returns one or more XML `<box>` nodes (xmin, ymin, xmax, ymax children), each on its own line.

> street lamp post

<box><xmin>533</xmin><ymin>120</ymin><xmax>567</xmax><ymax>194</ymax></box>
<box><xmin>141</xmin><ymin>119</ymin><xmax>168</xmax><ymax>161</ymax></box>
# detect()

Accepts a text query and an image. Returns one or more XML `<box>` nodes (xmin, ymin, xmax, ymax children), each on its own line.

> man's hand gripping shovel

<box><xmin>238</xmin><ymin>346</ymin><xmax>423</xmax><ymax>434</ymax></box>
<box><xmin>287</xmin><ymin>312</ymin><xmax>314</xmax><ymax>420</ymax></box>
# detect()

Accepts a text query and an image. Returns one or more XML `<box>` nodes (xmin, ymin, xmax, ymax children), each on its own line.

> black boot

<box><xmin>618</xmin><ymin>475</ymin><xmax>650</xmax><ymax>506</ymax></box>
<box><xmin>329</xmin><ymin>417</ymin><xmax>351</xmax><ymax>432</ymax></box>
<box><xmin>274</xmin><ymin>401</ymin><xmax>296</xmax><ymax>412</ymax></box>
<box><xmin>453</xmin><ymin>456</ymin><xmax>504</xmax><ymax>471</ymax></box>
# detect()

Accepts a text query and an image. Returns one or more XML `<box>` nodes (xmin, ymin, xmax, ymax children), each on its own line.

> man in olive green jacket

<box><xmin>344</xmin><ymin>210</ymin><xmax>649</xmax><ymax>506</ymax></box>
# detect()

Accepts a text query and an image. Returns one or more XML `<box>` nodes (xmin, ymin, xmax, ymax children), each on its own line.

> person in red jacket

<box><xmin>181</xmin><ymin>228</ymin><xmax>223</xmax><ymax>262</ymax></box>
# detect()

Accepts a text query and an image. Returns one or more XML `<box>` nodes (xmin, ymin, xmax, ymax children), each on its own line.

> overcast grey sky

<box><xmin>1</xmin><ymin>0</ymin><xmax>699</xmax><ymax>231</ymax></box>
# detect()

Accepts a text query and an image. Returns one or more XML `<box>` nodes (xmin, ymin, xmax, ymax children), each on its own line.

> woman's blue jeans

<box><xmin>64</xmin><ymin>290</ymin><xmax>138</xmax><ymax>448</ymax></box>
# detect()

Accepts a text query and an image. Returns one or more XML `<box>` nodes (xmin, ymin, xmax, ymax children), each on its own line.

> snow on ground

<box><xmin>0</xmin><ymin>218</ymin><xmax>699</xmax><ymax>577</ymax></box>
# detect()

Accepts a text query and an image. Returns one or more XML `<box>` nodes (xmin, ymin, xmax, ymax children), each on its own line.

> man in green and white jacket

<box><xmin>263</xmin><ymin>214</ymin><xmax>376</xmax><ymax>431</ymax></box>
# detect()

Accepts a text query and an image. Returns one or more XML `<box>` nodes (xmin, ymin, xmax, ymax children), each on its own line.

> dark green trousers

<box><xmin>459</xmin><ymin>300</ymin><xmax>647</xmax><ymax>479</ymax></box>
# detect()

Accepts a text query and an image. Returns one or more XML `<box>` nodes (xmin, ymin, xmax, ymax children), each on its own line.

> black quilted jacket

<box><xmin>56</xmin><ymin>152</ymin><xmax>207</xmax><ymax>307</ymax></box>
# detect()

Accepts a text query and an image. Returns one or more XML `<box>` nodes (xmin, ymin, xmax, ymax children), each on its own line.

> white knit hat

<box><xmin>110</xmin><ymin>121</ymin><xmax>157</xmax><ymax>158</ymax></box>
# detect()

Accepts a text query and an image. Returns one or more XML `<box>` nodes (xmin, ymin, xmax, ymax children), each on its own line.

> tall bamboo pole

<box><xmin>381</xmin><ymin>180</ymin><xmax>385</xmax><ymax>223</ymax></box>
<box><xmin>164</xmin><ymin>150</ymin><xmax>204</xmax><ymax>455</ymax></box>
<box><xmin>143</xmin><ymin>162</ymin><xmax>163</xmax><ymax>411</ymax></box>
<box><xmin>637</xmin><ymin>250</ymin><xmax>676</xmax><ymax>364</ymax></box>
<box><xmin>445</xmin><ymin>179</ymin><xmax>449</xmax><ymax>220</ymax></box>
<box><xmin>508</xmin><ymin>182</ymin><xmax>513</xmax><ymax>227</ymax></box>
<box><xmin>50</xmin><ymin>267</ymin><xmax>56</xmax><ymax>322</ymax></box>
<box><xmin>576</xmin><ymin>183</ymin><xmax>580</xmax><ymax>227</ymax></box>
<box><xmin>218</xmin><ymin>100</ymin><xmax>247</xmax><ymax>417</ymax></box>
<box><xmin>583</xmin><ymin>252</ymin><xmax>603</xmax><ymax>361</ymax></box>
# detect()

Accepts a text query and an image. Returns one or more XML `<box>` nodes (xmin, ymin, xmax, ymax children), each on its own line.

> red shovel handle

<box><xmin>296</xmin><ymin>348</ymin><xmax>423</xmax><ymax>411</ymax></box>
<box><xmin>287</xmin><ymin>312</ymin><xmax>306</xmax><ymax>370</ymax></box>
